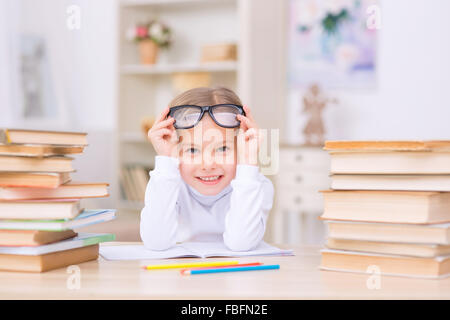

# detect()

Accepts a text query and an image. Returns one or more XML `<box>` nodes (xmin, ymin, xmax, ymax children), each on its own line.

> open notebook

<box><xmin>99</xmin><ymin>241</ymin><xmax>294</xmax><ymax>261</ymax></box>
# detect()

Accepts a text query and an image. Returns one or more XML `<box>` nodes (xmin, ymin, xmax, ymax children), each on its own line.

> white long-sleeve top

<box><xmin>139</xmin><ymin>155</ymin><xmax>274</xmax><ymax>252</ymax></box>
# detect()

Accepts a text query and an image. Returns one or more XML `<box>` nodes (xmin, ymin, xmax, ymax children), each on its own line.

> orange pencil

<box><xmin>180</xmin><ymin>262</ymin><xmax>262</xmax><ymax>275</ymax></box>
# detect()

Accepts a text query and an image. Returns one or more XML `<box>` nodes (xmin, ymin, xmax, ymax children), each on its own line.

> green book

<box><xmin>0</xmin><ymin>233</ymin><xmax>115</xmax><ymax>255</ymax></box>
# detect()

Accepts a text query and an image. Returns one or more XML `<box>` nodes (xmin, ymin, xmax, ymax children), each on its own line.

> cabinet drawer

<box><xmin>280</xmin><ymin>148</ymin><xmax>330</xmax><ymax>170</ymax></box>
<box><xmin>274</xmin><ymin>189</ymin><xmax>324</xmax><ymax>213</ymax></box>
<box><xmin>274</xmin><ymin>171</ymin><xmax>330</xmax><ymax>189</ymax></box>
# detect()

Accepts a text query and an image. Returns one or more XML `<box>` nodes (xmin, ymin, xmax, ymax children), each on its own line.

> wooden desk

<box><xmin>0</xmin><ymin>243</ymin><xmax>449</xmax><ymax>299</ymax></box>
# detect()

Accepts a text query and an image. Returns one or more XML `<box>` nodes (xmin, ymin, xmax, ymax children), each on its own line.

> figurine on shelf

<box><xmin>301</xmin><ymin>83</ymin><xmax>338</xmax><ymax>146</ymax></box>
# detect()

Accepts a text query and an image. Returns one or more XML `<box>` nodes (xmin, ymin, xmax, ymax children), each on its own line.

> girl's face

<box><xmin>178</xmin><ymin>115</ymin><xmax>237</xmax><ymax>196</ymax></box>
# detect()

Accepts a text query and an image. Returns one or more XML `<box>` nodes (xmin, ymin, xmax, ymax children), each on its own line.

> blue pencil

<box><xmin>182</xmin><ymin>264</ymin><xmax>280</xmax><ymax>275</ymax></box>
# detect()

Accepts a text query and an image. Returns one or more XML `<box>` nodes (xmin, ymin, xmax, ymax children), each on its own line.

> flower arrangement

<box><xmin>126</xmin><ymin>20</ymin><xmax>171</xmax><ymax>48</ymax></box>
<box><xmin>296</xmin><ymin>0</ymin><xmax>354</xmax><ymax>35</ymax></box>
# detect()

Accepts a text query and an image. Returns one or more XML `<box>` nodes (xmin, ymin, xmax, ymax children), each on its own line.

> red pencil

<box><xmin>180</xmin><ymin>262</ymin><xmax>262</xmax><ymax>275</ymax></box>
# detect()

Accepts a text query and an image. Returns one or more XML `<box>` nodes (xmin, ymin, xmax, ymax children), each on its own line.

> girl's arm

<box><xmin>222</xmin><ymin>164</ymin><xmax>274</xmax><ymax>251</ymax></box>
<box><xmin>140</xmin><ymin>155</ymin><xmax>181</xmax><ymax>250</ymax></box>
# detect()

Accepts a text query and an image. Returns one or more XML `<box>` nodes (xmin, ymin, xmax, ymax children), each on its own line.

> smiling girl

<box><xmin>140</xmin><ymin>87</ymin><xmax>274</xmax><ymax>251</ymax></box>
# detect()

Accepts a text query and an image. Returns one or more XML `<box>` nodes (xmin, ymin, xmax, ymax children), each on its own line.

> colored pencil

<box><xmin>180</xmin><ymin>262</ymin><xmax>262</xmax><ymax>275</ymax></box>
<box><xmin>141</xmin><ymin>260</ymin><xmax>239</xmax><ymax>270</ymax></box>
<box><xmin>181</xmin><ymin>264</ymin><xmax>280</xmax><ymax>275</ymax></box>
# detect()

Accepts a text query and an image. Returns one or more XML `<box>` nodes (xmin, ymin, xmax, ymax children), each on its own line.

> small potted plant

<box><xmin>126</xmin><ymin>20</ymin><xmax>171</xmax><ymax>64</ymax></box>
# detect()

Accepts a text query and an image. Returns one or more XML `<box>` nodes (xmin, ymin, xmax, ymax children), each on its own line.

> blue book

<box><xmin>0</xmin><ymin>209</ymin><xmax>116</xmax><ymax>231</ymax></box>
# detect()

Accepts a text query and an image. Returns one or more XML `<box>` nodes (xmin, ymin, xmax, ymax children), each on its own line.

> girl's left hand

<box><xmin>236</xmin><ymin>105</ymin><xmax>261</xmax><ymax>166</ymax></box>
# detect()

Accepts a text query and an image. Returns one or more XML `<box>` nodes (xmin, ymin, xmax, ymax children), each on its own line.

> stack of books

<box><xmin>319</xmin><ymin>140</ymin><xmax>450</xmax><ymax>279</ymax></box>
<box><xmin>0</xmin><ymin>128</ymin><xmax>116</xmax><ymax>272</ymax></box>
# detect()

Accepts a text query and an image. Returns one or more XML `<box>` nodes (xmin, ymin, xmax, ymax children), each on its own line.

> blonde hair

<box><xmin>168</xmin><ymin>87</ymin><xmax>242</xmax><ymax>108</ymax></box>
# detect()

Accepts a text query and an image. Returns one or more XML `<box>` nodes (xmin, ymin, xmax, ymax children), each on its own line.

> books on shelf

<box><xmin>0</xmin><ymin>128</ymin><xmax>88</xmax><ymax>146</ymax></box>
<box><xmin>320</xmin><ymin>140</ymin><xmax>450</xmax><ymax>279</ymax></box>
<box><xmin>0</xmin><ymin>172</ymin><xmax>71</xmax><ymax>188</ymax></box>
<box><xmin>120</xmin><ymin>164</ymin><xmax>151</xmax><ymax>203</ymax></box>
<box><xmin>0</xmin><ymin>128</ymin><xmax>115</xmax><ymax>272</ymax></box>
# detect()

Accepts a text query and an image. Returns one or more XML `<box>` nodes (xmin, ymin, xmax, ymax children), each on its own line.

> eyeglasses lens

<box><xmin>212</xmin><ymin>106</ymin><xmax>241</xmax><ymax>127</ymax></box>
<box><xmin>171</xmin><ymin>107</ymin><xmax>202</xmax><ymax>128</ymax></box>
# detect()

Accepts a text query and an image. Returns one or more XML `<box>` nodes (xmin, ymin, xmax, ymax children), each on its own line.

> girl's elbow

<box><xmin>140</xmin><ymin>224</ymin><xmax>176</xmax><ymax>251</ymax></box>
<box><xmin>223</xmin><ymin>234</ymin><xmax>259</xmax><ymax>252</ymax></box>
<box><xmin>141</xmin><ymin>233</ymin><xmax>175</xmax><ymax>251</ymax></box>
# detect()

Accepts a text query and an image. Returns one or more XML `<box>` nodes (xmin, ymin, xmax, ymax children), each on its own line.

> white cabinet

<box><xmin>270</xmin><ymin>145</ymin><xmax>330</xmax><ymax>245</ymax></box>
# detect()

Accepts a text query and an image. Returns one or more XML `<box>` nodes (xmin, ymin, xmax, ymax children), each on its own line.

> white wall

<box><xmin>0</xmin><ymin>1</ymin><xmax>19</xmax><ymax>128</ymax></box>
<box><xmin>17</xmin><ymin>0</ymin><xmax>117</xmax><ymax>131</ymax></box>
<box><xmin>15</xmin><ymin>0</ymin><xmax>118</xmax><ymax>208</ymax></box>
<box><xmin>286</xmin><ymin>0</ymin><xmax>450</xmax><ymax>144</ymax></box>
<box><xmin>3</xmin><ymin>0</ymin><xmax>450</xmax><ymax>209</ymax></box>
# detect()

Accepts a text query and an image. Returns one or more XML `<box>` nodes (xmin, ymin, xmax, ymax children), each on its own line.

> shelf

<box><xmin>120</xmin><ymin>0</ymin><xmax>234</xmax><ymax>9</ymax></box>
<box><xmin>120</xmin><ymin>132</ymin><xmax>149</xmax><ymax>143</ymax></box>
<box><xmin>120</xmin><ymin>61</ymin><xmax>238</xmax><ymax>75</ymax></box>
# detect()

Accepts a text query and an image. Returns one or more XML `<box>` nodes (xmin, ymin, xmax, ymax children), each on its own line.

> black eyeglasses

<box><xmin>168</xmin><ymin>104</ymin><xmax>245</xmax><ymax>129</ymax></box>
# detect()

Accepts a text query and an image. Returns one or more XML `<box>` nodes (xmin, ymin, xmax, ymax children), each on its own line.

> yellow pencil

<box><xmin>141</xmin><ymin>260</ymin><xmax>239</xmax><ymax>270</ymax></box>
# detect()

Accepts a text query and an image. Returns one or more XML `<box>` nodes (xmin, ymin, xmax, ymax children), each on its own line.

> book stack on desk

<box><xmin>0</xmin><ymin>129</ymin><xmax>116</xmax><ymax>272</ymax></box>
<box><xmin>319</xmin><ymin>140</ymin><xmax>450</xmax><ymax>279</ymax></box>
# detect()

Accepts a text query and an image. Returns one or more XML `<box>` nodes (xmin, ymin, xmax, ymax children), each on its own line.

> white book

<box><xmin>0</xmin><ymin>209</ymin><xmax>116</xmax><ymax>231</ymax></box>
<box><xmin>0</xmin><ymin>199</ymin><xmax>81</xmax><ymax>219</ymax></box>
<box><xmin>320</xmin><ymin>248</ymin><xmax>450</xmax><ymax>279</ymax></box>
<box><xmin>331</xmin><ymin>174</ymin><xmax>450</xmax><ymax>191</ymax></box>
<box><xmin>0</xmin><ymin>233</ymin><xmax>115</xmax><ymax>255</ymax></box>
<box><xmin>99</xmin><ymin>241</ymin><xmax>294</xmax><ymax>260</ymax></box>
<box><xmin>324</xmin><ymin>220</ymin><xmax>450</xmax><ymax>245</ymax></box>
<box><xmin>329</xmin><ymin>151</ymin><xmax>450</xmax><ymax>174</ymax></box>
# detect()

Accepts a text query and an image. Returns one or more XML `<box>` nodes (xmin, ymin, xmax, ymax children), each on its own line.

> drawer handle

<box><xmin>295</xmin><ymin>154</ymin><xmax>303</xmax><ymax>162</ymax></box>
<box><xmin>294</xmin><ymin>196</ymin><xmax>302</xmax><ymax>204</ymax></box>
<box><xmin>295</xmin><ymin>176</ymin><xmax>302</xmax><ymax>183</ymax></box>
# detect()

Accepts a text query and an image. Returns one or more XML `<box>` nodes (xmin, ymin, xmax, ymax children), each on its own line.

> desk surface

<box><xmin>1</xmin><ymin>243</ymin><xmax>449</xmax><ymax>300</ymax></box>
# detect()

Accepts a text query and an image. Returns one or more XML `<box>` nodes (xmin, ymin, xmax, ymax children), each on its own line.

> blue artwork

<box><xmin>288</xmin><ymin>0</ymin><xmax>379</xmax><ymax>89</ymax></box>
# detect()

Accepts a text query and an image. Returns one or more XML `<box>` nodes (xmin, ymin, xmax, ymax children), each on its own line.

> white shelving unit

<box><xmin>114</xmin><ymin>0</ymin><xmax>288</xmax><ymax>243</ymax></box>
<box><xmin>116</xmin><ymin>0</ymin><xmax>243</xmax><ymax>213</ymax></box>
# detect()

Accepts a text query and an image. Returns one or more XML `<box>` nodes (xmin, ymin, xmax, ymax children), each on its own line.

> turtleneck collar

<box><xmin>185</xmin><ymin>182</ymin><xmax>233</xmax><ymax>207</ymax></box>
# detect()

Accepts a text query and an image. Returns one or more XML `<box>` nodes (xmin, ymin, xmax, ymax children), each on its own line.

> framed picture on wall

<box><xmin>288</xmin><ymin>0</ymin><xmax>379</xmax><ymax>90</ymax></box>
<box><xmin>13</xmin><ymin>34</ymin><xmax>68</xmax><ymax>129</ymax></box>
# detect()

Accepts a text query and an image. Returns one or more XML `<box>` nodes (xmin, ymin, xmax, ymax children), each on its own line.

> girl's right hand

<box><xmin>148</xmin><ymin>106</ymin><xmax>178</xmax><ymax>157</ymax></box>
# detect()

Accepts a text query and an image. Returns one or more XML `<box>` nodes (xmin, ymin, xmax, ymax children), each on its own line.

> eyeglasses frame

<box><xmin>168</xmin><ymin>104</ymin><xmax>246</xmax><ymax>129</ymax></box>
